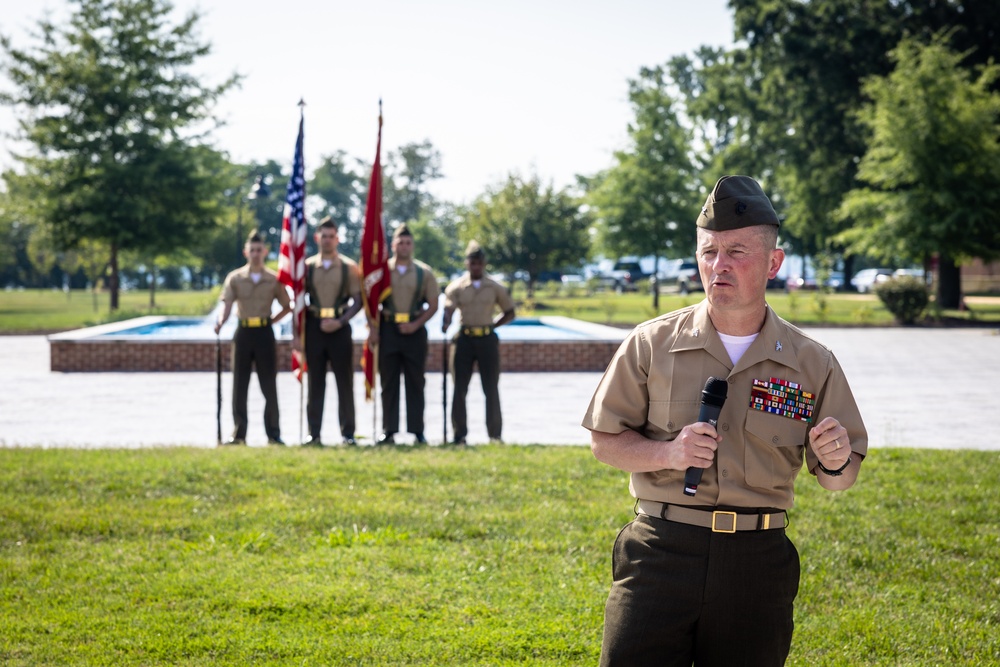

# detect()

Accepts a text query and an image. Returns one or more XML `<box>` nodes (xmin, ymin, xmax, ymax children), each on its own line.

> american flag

<box><xmin>277</xmin><ymin>110</ymin><xmax>308</xmax><ymax>381</ymax></box>
<box><xmin>360</xmin><ymin>107</ymin><xmax>391</xmax><ymax>400</ymax></box>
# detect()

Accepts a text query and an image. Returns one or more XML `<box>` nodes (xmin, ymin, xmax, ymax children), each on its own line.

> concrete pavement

<box><xmin>2</xmin><ymin>327</ymin><xmax>999</xmax><ymax>449</ymax></box>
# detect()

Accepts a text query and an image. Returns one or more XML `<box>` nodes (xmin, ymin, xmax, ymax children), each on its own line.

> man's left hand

<box><xmin>808</xmin><ymin>416</ymin><xmax>851</xmax><ymax>470</ymax></box>
<box><xmin>320</xmin><ymin>318</ymin><xmax>340</xmax><ymax>333</ymax></box>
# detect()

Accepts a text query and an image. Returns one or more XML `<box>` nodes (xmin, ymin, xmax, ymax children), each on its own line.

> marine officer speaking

<box><xmin>215</xmin><ymin>230</ymin><xmax>292</xmax><ymax>446</ymax></box>
<box><xmin>583</xmin><ymin>175</ymin><xmax>867</xmax><ymax>666</ymax></box>
<box><xmin>301</xmin><ymin>217</ymin><xmax>363</xmax><ymax>446</ymax></box>
<box><xmin>441</xmin><ymin>241</ymin><xmax>516</xmax><ymax>444</ymax></box>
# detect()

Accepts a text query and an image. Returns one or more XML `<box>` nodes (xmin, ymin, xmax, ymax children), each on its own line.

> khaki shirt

<box><xmin>582</xmin><ymin>300</ymin><xmax>868</xmax><ymax>510</ymax></box>
<box><xmin>305</xmin><ymin>254</ymin><xmax>360</xmax><ymax>309</ymax></box>
<box><xmin>221</xmin><ymin>265</ymin><xmax>289</xmax><ymax>319</ymax></box>
<box><xmin>444</xmin><ymin>274</ymin><xmax>515</xmax><ymax>327</ymax></box>
<box><xmin>386</xmin><ymin>258</ymin><xmax>438</xmax><ymax>315</ymax></box>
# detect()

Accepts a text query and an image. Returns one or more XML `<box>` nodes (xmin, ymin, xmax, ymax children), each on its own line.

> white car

<box><xmin>850</xmin><ymin>268</ymin><xmax>893</xmax><ymax>293</ymax></box>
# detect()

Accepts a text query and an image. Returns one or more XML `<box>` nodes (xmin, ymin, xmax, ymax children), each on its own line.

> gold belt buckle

<box><xmin>394</xmin><ymin>313</ymin><xmax>410</xmax><ymax>324</ymax></box>
<box><xmin>711</xmin><ymin>511</ymin><xmax>738</xmax><ymax>533</ymax></box>
<box><xmin>245</xmin><ymin>317</ymin><xmax>264</xmax><ymax>327</ymax></box>
<box><xmin>320</xmin><ymin>308</ymin><xmax>336</xmax><ymax>319</ymax></box>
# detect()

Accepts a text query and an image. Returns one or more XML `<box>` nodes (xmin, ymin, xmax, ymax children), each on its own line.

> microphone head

<box><xmin>702</xmin><ymin>376</ymin><xmax>729</xmax><ymax>406</ymax></box>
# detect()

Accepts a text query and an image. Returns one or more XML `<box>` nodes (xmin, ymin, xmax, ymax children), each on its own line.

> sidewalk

<box><xmin>3</xmin><ymin>327</ymin><xmax>999</xmax><ymax>450</ymax></box>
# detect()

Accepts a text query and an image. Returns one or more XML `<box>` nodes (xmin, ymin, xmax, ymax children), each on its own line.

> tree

<box><xmin>308</xmin><ymin>151</ymin><xmax>364</xmax><ymax>257</ymax></box>
<box><xmin>0</xmin><ymin>0</ymin><xmax>238</xmax><ymax>310</ymax></box>
<box><xmin>836</xmin><ymin>33</ymin><xmax>1000</xmax><ymax>309</ymax></box>
<box><xmin>382</xmin><ymin>140</ymin><xmax>443</xmax><ymax>226</ymax></box>
<box><xmin>588</xmin><ymin>65</ymin><xmax>700</xmax><ymax>310</ymax></box>
<box><xmin>462</xmin><ymin>174</ymin><xmax>590</xmax><ymax>297</ymax></box>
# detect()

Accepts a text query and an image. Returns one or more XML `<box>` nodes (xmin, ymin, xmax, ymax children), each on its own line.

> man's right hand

<box><xmin>669</xmin><ymin>422</ymin><xmax>722</xmax><ymax>471</ymax></box>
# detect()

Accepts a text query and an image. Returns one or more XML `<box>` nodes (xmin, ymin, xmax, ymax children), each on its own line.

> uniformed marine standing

<box><xmin>583</xmin><ymin>175</ymin><xmax>867</xmax><ymax>666</ymax></box>
<box><xmin>215</xmin><ymin>230</ymin><xmax>292</xmax><ymax>446</ymax></box>
<box><xmin>302</xmin><ymin>218</ymin><xmax>363</xmax><ymax>446</ymax></box>
<box><xmin>441</xmin><ymin>241</ymin><xmax>516</xmax><ymax>444</ymax></box>
<box><xmin>369</xmin><ymin>224</ymin><xmax>439</xmax><ymax>444</ymax></box>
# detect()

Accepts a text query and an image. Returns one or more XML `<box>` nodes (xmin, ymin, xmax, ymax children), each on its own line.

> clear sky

<box><xmin>0</xmin><ymin>0</ymin><xmax>734</xmax><ymax>204</ymax></box>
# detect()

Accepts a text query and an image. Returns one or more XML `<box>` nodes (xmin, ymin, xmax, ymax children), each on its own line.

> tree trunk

<box><xmin>651</xmin><ymin>255</ymin><xmax>661</xmax><ymax>312</ymax></box>
<box><xmin>936</xmin><ymin>254</ymin><xmax>962</xmax><ymax>310</ymax></box>
<box><xmin>842</xmin><ymin>256</ymin><xmax>856</xmax><ymax>293</ymax></box>
<box><xmin>149</xmin><ymin>263</ymin><xmax>157</xmax><ymax>310</ymax></box>
<box><xmin>109</xmin><ymin>243</ymin><xmax>120</xmax><ymax>311</ymax></box>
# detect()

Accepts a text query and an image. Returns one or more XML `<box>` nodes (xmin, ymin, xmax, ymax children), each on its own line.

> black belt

<box><xmin>461</xmin><ymin>326</ymin><xmax>494</xmax><ymax>337</ymax></box>
<box><xmin>636</xmin><ymin>499</ymin><xmax>786</xmax><ymax>533</ymax></box>
<box><xmin>238</xmin><ymin>317</ymin><xmax>271</xmax><ymax>328</ymax></box>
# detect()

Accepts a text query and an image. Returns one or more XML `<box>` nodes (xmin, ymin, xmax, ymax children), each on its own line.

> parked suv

<box><xmin>675</xmin><ymin>261</ymin><xmax>703</xmax><ymax>295</ymax></box>
<box><xmin>606</xmin><ymin>260</ymin><xmax>647</xmax><ymax>292</ymax></box>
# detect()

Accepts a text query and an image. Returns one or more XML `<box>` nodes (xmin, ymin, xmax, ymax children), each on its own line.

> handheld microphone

<box><xmin>683</xmin><ymin>377</ymin><xmax>729</xmax><ymax>497</ymax></box>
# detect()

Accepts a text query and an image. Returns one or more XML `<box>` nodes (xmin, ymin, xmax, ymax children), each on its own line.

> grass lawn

<box><xmin>1</xmin><ymin>445</ymin><xmax>997</xmax><ymax>666</ymax></box>
<box><xmin>3</xmin><ymin>287</ymin><xmax>999</xmax><ymax>334</ymax></box>
<box><xmin>0</xmin><ymin>288</ymin><xmax>219</xmax><ymax>333</ymax></box>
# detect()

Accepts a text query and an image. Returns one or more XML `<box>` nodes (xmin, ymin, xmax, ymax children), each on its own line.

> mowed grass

<box><xmin>5</xmin><ymin>286</ymin><xmax>998</xmax><ymax>334</ymax></box>
<box><xmin>0</xmin><ymin>288</ymin><xmax>219</xmax><ymax>333</ymax></box>
<box><xmin>1</xmin><ymin>445</ymin><xmax>997</xmax><ymax>666</ymax></box>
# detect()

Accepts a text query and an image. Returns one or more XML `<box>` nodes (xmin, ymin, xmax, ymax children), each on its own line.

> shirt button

<box><xmin>728</xmin><ymin>377</ymin><xmax>735</xmax><ymax>384</ymax></box>
<box><xmin>667</xmin><ymin>421</ymin><xmax>674</xmax><ymax>430</ymax></box>
<box><xmin>722</xmin><ymin>469</ymin><xmax>729</xmax><ymax>477</ymax></box>
<box><xmin>721</xmin><ymin>423</ymin><xmax>729</xmax><ymax>431</ymax></box>
<box><xmin>772</xmin><ymin>436</ymin><xmax>780</xmax><ymax>444</ymax></box>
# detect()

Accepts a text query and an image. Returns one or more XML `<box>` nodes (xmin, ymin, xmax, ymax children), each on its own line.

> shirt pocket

<box><xmin>743</xmin><ymin>408</ymin><xmax>807</xmax><ymax>489</ymax></box>
<box><xmin>647</xmin><ymin>400</ymin><xmax>700</xmax><ymax>481</ymax></box>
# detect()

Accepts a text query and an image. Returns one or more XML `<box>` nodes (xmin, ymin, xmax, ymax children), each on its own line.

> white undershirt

<box><xmin>397</xmin><ymin>265</ymin><xmax>408</xmax><ymax>275</ymax></box>
<box><xmin>472</xmin><ymin>280</ymin><xmax>482</xmax><ymax>289</ymax></box>
<box><xmin>718</xmin><ymin>332</ymin><xmax>758</xmax><ymax>365</ymax></box>
<box><xmin>322</xmin><ymin>259</ymin><xmax>332</xmax><ymax>270</ymax></box>
<box><xmin>250</xmin><ymin>272</ymin><xmax>262</xmax><ymax>285</ymax></box>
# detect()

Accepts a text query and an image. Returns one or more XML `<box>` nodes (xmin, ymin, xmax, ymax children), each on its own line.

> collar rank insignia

<box><xmin>775</xmin><ymin>340</ymin><xmax>783</xmax><ymax>352</ymax></box>
<box><xmin>750</xmin><ymin>377</ymin><xmax>815</xmax><ymax>423</ymax></box>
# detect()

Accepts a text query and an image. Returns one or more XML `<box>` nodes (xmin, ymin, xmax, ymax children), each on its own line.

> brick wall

<box><xmin>50</xmin><ymin>339</ymin><xmax>620</xmax><ymax>373</ymax></box>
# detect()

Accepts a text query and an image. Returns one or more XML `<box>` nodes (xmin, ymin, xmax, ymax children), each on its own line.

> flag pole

<box><xmin>299</xmin><ymin>329</ymin><xmax>305</xmax><ymax>446</ymax></box>
<box><xmin>297</xmin><ymin>99</ymin><xmax>306</xmax><ymax>446</ymax></box>
<box><xmin>216</xmin><ymin>332</ymin><xmax>222</xmax><ymax>446</ymax></box>
<box><xmin>442</xmin><ymin>337</ymin><xmax>448</xmax><ymax>444</ymax></box>
<box><xmin>373</xmin><ymin>341</ymin><xmax>379</xmax><ymax>443</ymax></box>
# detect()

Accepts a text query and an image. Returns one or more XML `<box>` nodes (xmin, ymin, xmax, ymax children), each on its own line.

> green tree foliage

<box><xmin>463</xmin><ymin>174</ymin><xmax>590</xmax><ymax>297</ymax></box>
<box><xmin>837</xmin><ymin>33</ymin><xmax>1000</xmax><ymax>309</ymax></box>
<box><xmin>588</xmin><ymin>65</ymin><xmax>699</xmax><ymax>309</ymax></box>
<box><xmin>0</xmin><ymin>0</ymin><xmax>238</xmax><ymax>309</ymax></box>
<box><xmin>382</xmin><ymin>140</ymin><xmax>443</xmax><ymax>226</ymax></box>
<box><xmin>308</xmin><ymin>151</ymin><xmax>364</xmax><ymax>258</ymax></box>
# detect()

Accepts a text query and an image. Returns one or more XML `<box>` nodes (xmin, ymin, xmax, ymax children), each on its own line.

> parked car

<box><xmin>605</xmin><ymin>260</ymin><xmax>648</xmax><ymax>292</ymax></box>
<box><xmin>675</xmin><ymin>261</ymin><xmax>703</xmax><ymax>295</ymax></box>
<box><xmin>787</xmin><ymin>271</ymin><xmax>845</xmax><ymax>291</ymax></box>
<box><xmin>560</xmin><ymin>273</ymin><xmax>585</xmax><ymax>291</ymax></box>
<box><xmin>850</xmin><ymin>268</ymin><xmax>893</xmax><ymax>293</ymax></box>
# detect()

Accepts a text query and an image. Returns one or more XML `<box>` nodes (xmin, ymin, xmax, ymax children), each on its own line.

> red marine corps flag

<box><xmin>277</xmin><ymin>103</ymin><xmax>308</xmax><ymax>381</ymax></box>
<box><xmin>360</xmin><ymin>103</ymin><xmax>391</xmax><ymax>401</ymax></box>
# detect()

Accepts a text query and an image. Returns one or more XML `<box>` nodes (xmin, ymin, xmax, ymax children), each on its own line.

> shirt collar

<box><xmin>669</xmin><ymin>300</ymin><xmax>801</xmax><ymax>374</ymax></box>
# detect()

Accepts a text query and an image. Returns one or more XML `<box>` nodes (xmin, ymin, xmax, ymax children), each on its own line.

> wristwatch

<box><xmin>818</xmin><ymin>456</ymin><xmax>852</xmax><ymax>477</ymax></box>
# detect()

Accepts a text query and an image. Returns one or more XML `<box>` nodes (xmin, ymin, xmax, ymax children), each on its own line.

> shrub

<box><xmin>874</xmin><ymin>275</ymin><xmax>929</xmax><ymax>324</ymax></box>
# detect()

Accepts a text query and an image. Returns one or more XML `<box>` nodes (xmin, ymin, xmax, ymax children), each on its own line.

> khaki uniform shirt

<box><xmin>386</xmin><ymin>258</ymin><xmax>438</xmax><ymax>315</ymax></box>
<box><xmin>444</xmin><ymin>274</ymin><xmax>515</xmax><ymax>327</ymax></box>
<box><xmin>305</xmin><ymin>255</ymin><xmax>360</xmax><ymax>309</ymax></box>
<box><xmin>582</xmin><ymin>300</ymin><xmax>868</xmax><ymax>510</ymax></box>
<box><xmin>221</xmin><ymin>265</ymin><xmax>289</xmax><ymax>319</ymax></box>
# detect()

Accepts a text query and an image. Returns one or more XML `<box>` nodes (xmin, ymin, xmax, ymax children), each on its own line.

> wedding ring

<box><xmin>835</xmin><ymin>439</ymin><xmax>842</xmax><ymax>450</ymax></box>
